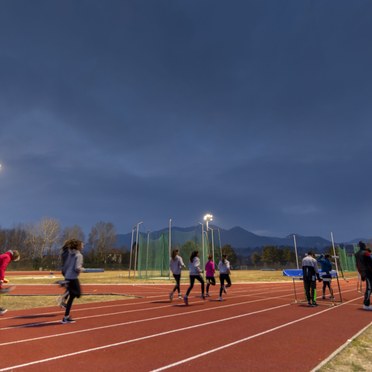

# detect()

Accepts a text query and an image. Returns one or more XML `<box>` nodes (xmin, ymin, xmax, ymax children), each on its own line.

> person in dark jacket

<box><xmin>61</xmin><ymin>239</ymin><xmax>84</xmax><ymax>323</ymax></box>
<box><xmin>0</xmin><ymin>250</ymin><xmax>20</xmax><ymax>315</ymax></box>
<box><xmin>302</xmin><ymin>251</ymin><xmax>322</xmax><ymax>307</ymax></box>
<box><xmin>317</xmin><ymin>254</ymin><xmax>334</xmax><ymax>300</ymax></box>
<box><xmin>355</xmin><ymin>241</ymin><xmax>372</xmax><ymax>311</ymax></box>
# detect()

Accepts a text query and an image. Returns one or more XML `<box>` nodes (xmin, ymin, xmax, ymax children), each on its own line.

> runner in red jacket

<box><xmin>0</xmin><ymin>250</ymin><xmax>20</xmax><ymax>315</ymax></box>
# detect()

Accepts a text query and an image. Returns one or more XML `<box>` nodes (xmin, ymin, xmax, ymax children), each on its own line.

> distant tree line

<box><xmin>1</xmin><ymin>218</ymin><xmax>337</xmax><ymax>271</ymax></box>
<box><xmin>0</xmin><ymin>218</ymin><xmax>130</xmax><ymax>271</ymax></box>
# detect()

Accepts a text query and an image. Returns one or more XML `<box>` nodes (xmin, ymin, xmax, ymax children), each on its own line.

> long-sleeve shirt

<box><xmin>302</xmin><ymin>255</ymin><xmax>319</xmax><ymax>280</ymax></box>
<box><xmin>0</xmin><ymin>251</ymin><xmax>13</xmax><ymax>281</ymax></box>
<box><xmin>317</xmin><ymin>256</ymin><xmax>332</xmax><ymax>274</ymax></box>
<box><xmin>355</xmin><ymin>248</ymin><xmax>372</xmax><ymax>278</ymax></box>
<box><xmin>205</xmin><ymin>260</ymin><xmax>215</xmax><ymax>277</ymax></box>
<box><xmin>218</xmin><ymin>259</ymin><xmax>230</xmax><ymax>274</ymax></box>
<box><xmin>169</xmin><ymin>255</ymin><xmax>185</xmax><ymax>275</ymax></box>
<box><xmin>188</xmin><ymin>257</ymin><xmax>202</xmax><ymax>275</ymax></box>
<box><xmin>63</xmin><ymin>249</ymin><xmax>84</xmax><ymax>280</ymax></box>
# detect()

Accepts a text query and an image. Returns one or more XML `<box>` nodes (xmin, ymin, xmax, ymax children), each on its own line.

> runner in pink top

<box><xmin>205</xmin><ymin>255</ymin><xmax>216</xmax><ymax>297</ymax></box>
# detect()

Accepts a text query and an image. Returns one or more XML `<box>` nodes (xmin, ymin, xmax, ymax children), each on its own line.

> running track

<box><xmin>0</xmin><ymin>279</ymin><xmax>371</xmax><ymax>371</ymax></box>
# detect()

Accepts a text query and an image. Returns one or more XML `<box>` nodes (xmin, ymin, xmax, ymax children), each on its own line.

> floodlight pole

<box><xmin>134</xmin><ymin>221</ymin><xmax>143</xmax><ymax>279</ymax></box>
<box><xmin>146</xmin><ymin>231</ymin><xmax>150</xmax><ymax>279</ymax></box>
<box><xmin>199</xmin><ymin>222</ymin><xmax>205</xmax><ymax>275</ymax></box>
<box><xmin>209</xmin><ymin>227</ymin><xmax>215</xmax><ymax>263</ymax></box>
<box><xmin>129</xmin><ymin>226</ymin><xmax>136</xmax><ymax>278</ymax></box>
<box><xmin>169</xmin><ymin>218</ymin><xmax>172</xmax><ymax>280</ymax></box>
<box><xmin>293</xmin><ymin>234</ymin><xmax>299</xmax><ymax>269</ymax></box>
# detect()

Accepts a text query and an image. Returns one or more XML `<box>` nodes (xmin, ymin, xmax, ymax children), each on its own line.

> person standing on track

<box><xmin>302</xmin><ymin>251</ymin><xmax>322</xmax><ymax>307</ymax></box>
<box><xmin>184</xmin><ymin>250</ymin><xmax>205</xmax><ymax>305</ymax></box>
<box><xmin>169</xmin><ymin>249</ymin><xmax>186</xmax><ymax>302</ymax></box>
<box><xmin>205</xmin><ymin>254</ymin><xmax>216</xmax><ymax>297</ymax></box>
<box><xmin>355</xmin><ymin>241</ymin><xmax>372</xmax><ymax>311</ymax></box>
<box><xmin>317</xmin><ymin>254</ymin><xmax>334</xmax><ymax>300</ymax></box>
<box><xmin>61</xmin><ymin>239</ymin><xmax>84</xmax><ymax>324</ymax></box>
<box><xmin>218</xmin><ymin>254</ymin><xmax>231</xmax><ymax>301</ymax></box>
<box><xmin>0</xmin><ymin>250</ymin><xmax>20</xmax><ymax>315</ymax></box>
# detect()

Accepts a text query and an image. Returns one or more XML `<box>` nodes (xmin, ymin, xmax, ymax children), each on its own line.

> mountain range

<box><xmin>115</xmin><ymin>225</ymin><xmax>362</xmax><ymax>252</ymax></box>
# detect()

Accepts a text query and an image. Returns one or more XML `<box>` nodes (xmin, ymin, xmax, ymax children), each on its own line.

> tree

<box><xmin>60</xmin><ymin>225</ymin><xmax>85</xmax><ymax>245</ymax></box>
<box><xmin>262</xmin><ymin>246</ymin><xmax>278</xmax><ymax>266</ymax></box>
<box><xmin>25</xmin><ymin>218</ymin><xmax>61</xmax><ymax>269</ymax></box>
<box><xmin>221</xmin><ymin>244</ymin><xmax>238</xmax><ymax>266</ymax></box>
<box><xmin>88</xmin><ymin>221</ymin><xmax>117</xmax><ymax>263</ymax></box>
<box><xmin>251</xmin><ymin>252</ymin><xmax>262</xmax><ymax>266</ymax></box>
<box><xmin>26</xmin><ymin>218</ymin><xmax>60</xmax><ymax>259</ymax></box>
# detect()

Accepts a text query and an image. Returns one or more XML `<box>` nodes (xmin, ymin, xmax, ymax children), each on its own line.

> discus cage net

<box><xmin>129</xmin><ymin>222</ymin><xmax>222</xmax><ymax>279</ymax></box>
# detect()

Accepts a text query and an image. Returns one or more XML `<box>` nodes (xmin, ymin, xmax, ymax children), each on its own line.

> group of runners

<box><xmin>1</xmin><ymin>240</ymin><xmax>371</xmax><ymax>319</ymax></box>
<box><xmin>169</xmin><ymin>249</ymin><xmax>232</xmax><ymax>305</ymax></box>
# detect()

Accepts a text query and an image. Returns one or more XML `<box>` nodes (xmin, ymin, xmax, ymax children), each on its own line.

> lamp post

<box><xmin>209</xmin><ymin>227</ymin><xmax>215</xmax><ymax>263</ymax></box>
<box><xmin>198</xmin><ymin>222</ymin><xmax>205</xmax><ymax>272</ymax></box>
<box><xmin>128</xmin><ymin>225</ymin><xmax>136</xmax><ymax>278</ymax></box>
<box><xmin>203</xmin><ymin>213</ymin><xmax>214</xmax><ymax>264</ymax></box>
<box><xmin>134</xmin><ymin>221</ymin><xmax>143</xmax><ymax>279</ymax></box>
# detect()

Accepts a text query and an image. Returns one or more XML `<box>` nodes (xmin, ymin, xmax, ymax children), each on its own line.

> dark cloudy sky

<box><xmin>0</xmin><ymin>1</ymin><xmax>371</xmax><ymax>241</ymax></box>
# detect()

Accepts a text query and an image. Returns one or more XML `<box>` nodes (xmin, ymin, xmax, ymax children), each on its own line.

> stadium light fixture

<box><xmin>203</xmin><ymin>214</ymin><xmax>213</xmax><ymax>230</ymax></box>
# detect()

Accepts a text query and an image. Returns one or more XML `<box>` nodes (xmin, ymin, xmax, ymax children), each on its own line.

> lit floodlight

<box><xmin>203</xmin><ymin>213</ymin><xmax>213</xmax><ymax>230</ymax></box>
<box><xmin>203</xmin><ymin>214</ymin><xmax>213</xmax><ymax>222</ymax></box>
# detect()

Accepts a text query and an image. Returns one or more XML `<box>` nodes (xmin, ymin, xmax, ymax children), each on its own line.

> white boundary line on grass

<box><xmin>310</xmin><ymin>320</ymin><xmax>372</xmax><ymax>372</ymax></box>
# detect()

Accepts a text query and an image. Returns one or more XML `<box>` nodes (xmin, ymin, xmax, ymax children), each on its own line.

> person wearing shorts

<box><xmin>317</xmin><ymin>254</ymin><xmax>334</xmax><ymax>300</ymax></box>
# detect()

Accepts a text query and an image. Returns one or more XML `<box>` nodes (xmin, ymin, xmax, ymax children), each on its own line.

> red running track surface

<box><xmin>0</xmin><ymin>280</ymin><xmax>370</xmax><ymax>371</ymax></box>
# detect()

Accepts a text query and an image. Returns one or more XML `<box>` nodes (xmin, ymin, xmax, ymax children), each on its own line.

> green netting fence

<box><xmin>135</xmin><ymin>226</ymin><xmax>218</xmax><ymax>279</ymax></box>
<box><xmin>337</xmin><ymin>245</ymin><xmax>357</xmax><ymax>272</ymax></box>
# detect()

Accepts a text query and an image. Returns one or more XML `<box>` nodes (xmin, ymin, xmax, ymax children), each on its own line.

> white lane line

<box><xmin>0</xmin><ymin>303</ymin><xmax>290</xmax><ymax>371</ymax></box>
<box><xmin>0</xmin><ymin>292</ymin><xmax>293</xmax><ymax>343</ymax></box>
<box><xmin>0</xmin><ymin>287</ymin><xmax>292</xmax><ymax>329</ymax></box>
<box><xmin>151</xmin><ymin>297</ymin><xmax>361</xmax><ymax>371</ymax></box>
<box><xmin>0</xmin><ymin>286</ymin><xmax>266</xmax><ymax>322</ymax></box>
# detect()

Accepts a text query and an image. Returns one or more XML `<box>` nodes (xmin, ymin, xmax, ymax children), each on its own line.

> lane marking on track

<box><xmin>0</xmin><ymin>302</ymin><xmax>291</xmax><ymax>371</ymax></box>
<box><xmin>151</xmin><ymin>297</ymin><xmax>362</xmax><ymax>372</ymax></box>
<box><xmin>0</xmin><ymin>286</ymin><xmax>291</xmax><ymax>323</ymax></box>
<box><xmin>0</xmin><ymin>292</ymin><xmax>294</xmax><ymax>342</ymax></box>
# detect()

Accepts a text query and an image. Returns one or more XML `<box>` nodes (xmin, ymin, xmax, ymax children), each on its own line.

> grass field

<box><xmin>2</xmin><ymin>269</ymin><xmax>369</xmax><ymax>370</ymax></box>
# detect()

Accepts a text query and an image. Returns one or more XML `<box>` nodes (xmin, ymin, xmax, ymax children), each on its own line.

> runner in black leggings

<box><xmin>184</xmin><ymin>251</ymin><xmax>205</xmax><ymax>305</ymax></box>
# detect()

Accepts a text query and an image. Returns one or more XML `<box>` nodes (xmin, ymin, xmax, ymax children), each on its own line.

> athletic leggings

<box><xmin>303</xmin><ymin>278</ymin><xmax>316</xmax><ymax>303</ymax></box>
<box><xmin>64</xmin><ymin>279</ymin><xmax>81</xmax><ymax>317</ymax></box>
<box><xmin>219</xmin><ymin>273</ymin><xmax>231</xmax><ymax>296</ymax></box>
<box><xmin>172</xmin><ymin>274</ymin><xmax>181</xmax><ymax>294</ymax></box>
<box><xmin>186</xmin><ymin>275</ymin><xmax>204</xmax><ymax>296</ymax></box>
<box><xmin>206</xmin><ymin>276</ymin><xmax>216</xmax><ymax>293</ymax></box>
